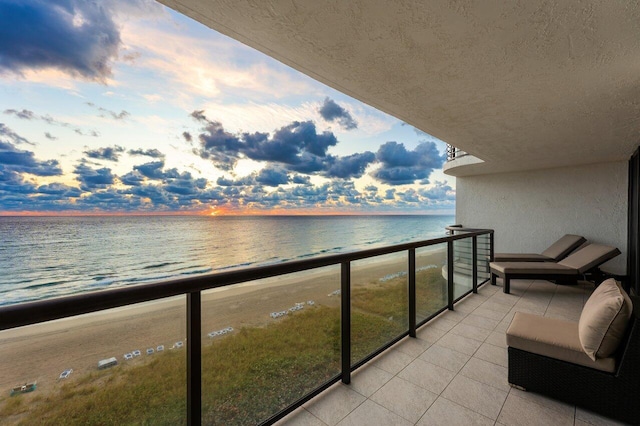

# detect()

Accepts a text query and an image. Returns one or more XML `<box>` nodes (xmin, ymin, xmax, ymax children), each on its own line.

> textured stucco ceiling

<box><xmin>159</xmin><ymin>0</ymin><xmax>640</xmax><ymax>175</ymax></box>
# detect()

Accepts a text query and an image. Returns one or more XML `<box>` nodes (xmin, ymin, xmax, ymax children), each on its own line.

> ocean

<box><xmin>0</xmin><ymin>215</ymin><xmax>454</xmax><ymax>306</ymax></box>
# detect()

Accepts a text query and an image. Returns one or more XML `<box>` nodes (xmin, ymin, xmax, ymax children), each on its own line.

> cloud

<box><xmin>371</xmin><ymin>141</ymin><xmax>445</xmax><ymax>185</ymax></box>
<box><xmin>84</xmin><ymin>145</ymin><xmax>125</xmax><ymax>161</ymax></box>
<box><xmin>318</xmin><ymin>97</ymin><xmax>357</xmax><ymax>130</ymax></box>
<box><xmin>0</xmin><ymin>140</ymin><xmax>62</xmax><ymax>176</ymax></box>
<box><xmin>86</xmin><ymin>102</ymin><xmax>130</xmax><ymax>120</ymax></box>
<box><xmin>134</xmin><ymin>160</ymin><xmax>171</xmax><ymax>180</ymax></box>
<box><xmin>419</xmin><ymin>181</ymin><xmax>456</xmax><ymax>201</ymax></box>
<box><xmin>0</xmin><ymin>123</ymin><xmax>32</xmax><ymax>145</ymax></box>
<box><xmin>128</xmin><ymin>148</ymin><xmax>165</xmax><ymax>159</ymax></box>
<box><xmin>193</xmin><ymin>112</ymin><xmax>376</xmax><ymax>179</ymax></box>
<box><xmin>120</xmin><ymin>23</ymin><xmax>315</xmax><ymax>104</ymax></box>
<box><xmin>0</xmin><ymin>1</ymin><xmax>120</xmax><ymax>81</ymax></box>
<box><xmin>182</xmin><ymin>131</ymin><xmax>192</xmax><ymax>143</ymax></box>
<box><xmin>0</xmin><ymin>0</ymin><xmax>162</xmax><ymax>83</ymax></box>
<box><xmin>120</xmin><ymin>170</ymin><xmax>145</xmax><ymax>186</ymax></box>
<box><xmin>384</xmin><ymin>189</ymin><xmax>396</xmax><ymax>200</ymax></box>
<box><xmin>3</xmin><ymin>109</ymin><xmax>34</xmax><ymax>120</ymax></box>
<box><xmin>255</xmin><ymin>167</ymin><xmax>289</xmax><ymax>187</ymax></box>
<box><xmin>4</xmin><ymin>108</ymin><xmax>99</xmax><ymax>137</ymax></box>
<box><xmin>44</xmin><ymin>132</ymin><xmax>57</xmax><ymax>140</ymax></box>
<box><xmin>73</xmin><ymin>161</ymin><xmax>115</xmax><ymax>190</ymax></box>
<box><xmin>217</xmin><ymin>166</ymin><xmax>291</xmax><ymax>188</ymax></box>
<box><xmin>325</xmin><ymin>152</ymin><xmax>376</xmax><ymax>179</ymax></box>
<box><xmin>0</xmin><ymin>166</ymin><xmax>37</xmax><ymax>201</ymax></box>
<box><xmin>37</xmin><ymin>183</ymin><xmax>82</xmax><ymax>197</ymax></box>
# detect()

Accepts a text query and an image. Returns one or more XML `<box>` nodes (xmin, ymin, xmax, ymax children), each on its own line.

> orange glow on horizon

<box><xmin>0</xmin><ymin>207</ymin><xmax>441</xmax><ymax>217</ymax></box>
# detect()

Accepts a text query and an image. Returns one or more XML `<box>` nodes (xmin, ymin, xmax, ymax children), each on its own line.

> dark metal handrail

<box><xmin>0</xmin><ymin>227</ymin><xmax>494</xmax><ymax>425</ymax></box>
<box><xmin>0</xmin><ymin>229</ymin><xmax>492</xmax><ymax>330</ymax></box>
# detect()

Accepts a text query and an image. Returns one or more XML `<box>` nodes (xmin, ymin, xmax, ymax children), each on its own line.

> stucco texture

<box><xmin>457</xmin><ymin>161</ymin><xmax>627</xmax><ymax>274</ymax></box>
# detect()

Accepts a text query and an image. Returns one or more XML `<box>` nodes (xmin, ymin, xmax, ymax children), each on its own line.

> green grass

<box><xmin>0</xmin><ymin>269</ymin><xmax>447</xmax><ymax>425</ymax></box>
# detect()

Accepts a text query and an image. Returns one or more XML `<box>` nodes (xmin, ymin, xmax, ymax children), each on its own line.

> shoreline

<box><xmin>0</xmin><ymin>248</ymin><xmax>445</xmax><ymax>403</ymax></box>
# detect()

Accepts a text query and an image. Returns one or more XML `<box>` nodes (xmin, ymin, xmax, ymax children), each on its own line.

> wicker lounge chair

<box><xmin>490</xmin><ymin>243</ymin><xmax>620</xmax><ymax>293</ymax></box>
<box><xmin>507</xmin><ymin>283</ymin><xmax>638</xmax><ymax>424</ymax></box>
<box><xmin>493</xmin><ymin>234</ymin><xmax>586</xmax><ymax>262</ymax></box>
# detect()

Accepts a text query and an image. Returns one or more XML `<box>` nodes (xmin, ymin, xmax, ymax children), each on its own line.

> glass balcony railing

<box><xmin>0</xmin><ymin>227</ymin><xmax>493</xmax><ymax>425</ymax></box>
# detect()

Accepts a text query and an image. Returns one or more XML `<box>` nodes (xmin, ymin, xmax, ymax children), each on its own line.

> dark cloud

<box><xmin>190</xmin><ymin>110</ymin><xmax>209</xmax><ymax>123</ymax></box>
<box><xmin>256</xmin><ymin>167</ymin><xmax>289</xmax><ymax>187</ymax></box>
<box><xmin>128</xmin><ymin>148</ymin><xmax>165</xmax><ymax>159</ymax></box>
<box><xmin>371</xmin><ymin>141</ymin><xmax>444</xmax><ymax>185</ymax></box>
<box><xmin>292</xmin><ymin>174</ymin><xmax>311</xmax><ymax>185</ymax></box>
<box><xmin>134</xmin><ymin>161</ymin><xmax>170</xmax><ymax>180</ymax></box>
<box><xmin>74</xmin><ymin>162</ymin><xmax>115</xmax><ymax>190</ymax></box>
<box><xmin>44</xmin><ymin>132</ymin><xmax>57</xmax><ymax>140</ymax></box>
<box><xmin>86</xmin><ymin>102</ymin><xmax>129</xmax><ymax>120</ymax></box>
<box><xmin>164</xmin><ymin>173</ymin><xmax>207</xmax><ymax>196</ymax></box>
<box><xmin>194</xmin><ymin>117</ymin><xmax>243</xmax><ymax>171</ymax></box>
<box><xmin>419</xmin><ymin>181</ymin><xmax>455</xmax><ymax>201</ymax></box>
<box><xmin>36</xmin><ymin>183</ymin><xmax>81</xmax><ymax>197</ymax></box>
<box><xmin>84</xmin><ymin>145</ymin><xmax>125</xmax><ymax>161</ymax></box>
<box><xmin>0</xmin><ymin>1</ymin><xmax>120</xmax><ymax>81</ymax></box>
<box><xmin>182</xmin><ymin>131</ymin><xmax>192</xmax><ymax>142</ymax></box>
<box><xmin>318</xmin><ymin>97</ymin><xmax>357</xmax><ymax>130</ymax></box>
<box><xmin>0</xmin><ymin>123</ymin><xmax>32</xmax><ymax>145</ymax></box>
<box><xmin>0</xmin><ymin>166</ymin><xmax>36</xmax><ymax>195</ymax></box>
<box><xmin>216</xmin><ymin>167</ymin><xmax>290</xmax><ymax>188</ymax></box>
<box><xmin>384</xmin><ymin>189</ymin><xmax>396</xmax><ymax>200</ymax></box>
<box><xmin>0</xmin><ymin>140</ymin><xmax>62</xmax><ymax>176</ymax></box>
<box><xmin>193</xmin><ymin>113</ymin><xmax>374</xmax><ymax>179</ymax></box>
<box><xmin>325</xmin><ymin>152</ymin><xmax>375</xmax><ymax>179</ymax></box>
<box><xmin>120</xmin><ymin>170</ymin><xmax>145</xmax><ymax>186</ymax></box>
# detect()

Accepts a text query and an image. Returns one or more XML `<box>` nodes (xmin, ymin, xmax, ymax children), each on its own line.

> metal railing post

<box><xmin>187</xmin><ymin>291</ymin><xmax>202</xmax><ymax>426</ymax></box>
<box><xmin>472</xmin><ymin>236</ymin><xmax>478</xmax><ymax>293</ymax></box>
<box><xmin>447</xmin><ymin>240</ymin><xmax>454</xmax><ymax>310</ymax></box>
<box><xmin>408</xmin><ymin>249</ymin><xmax>416</xmax><ymax>338</ymax></box>
<box><xmin>341</xmin><ymin>261</ymin><xmax>351</xmax><ymax>384</ymax></box>
<box><xmin>489</xmin><ymin>232</ymin><xmax>495</xmax><ymax>262</ymax></box>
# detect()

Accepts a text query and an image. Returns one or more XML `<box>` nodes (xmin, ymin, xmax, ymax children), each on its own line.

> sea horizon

<box><xmin>0</xmin><ymin>214</ymin><xmax>454</xmax><ymax>307</ymax></box>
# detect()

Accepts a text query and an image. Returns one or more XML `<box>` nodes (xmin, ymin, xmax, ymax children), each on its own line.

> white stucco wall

<box><xmin>456</xmin><ymin>161</ymin><xmax>628</xmax><ymax>274</ymax></box>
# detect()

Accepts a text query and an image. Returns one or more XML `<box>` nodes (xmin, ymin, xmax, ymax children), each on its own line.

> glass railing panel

<box><xmin>0</xmin><ymin>297</ymin><xmax>186</xmax><ymax>425</ymax></box>
<box><xmin>350</xmin><ymin>252</ymin><xmax>408</xmax><ymax>365</ymax></box>
<box><xmin>416</xmin><ymin>243</ymin><xmax>448</xmax><ymax>322</ymax></box>
<box><xmin>200</xmin><ymin>266</ymin><xmax>341</xmax><ymax>425</ymax></box>
<box><xmin>453</xmin><ymin>237</ymin><xmax>474</xmax><ymax>299</ymax></box>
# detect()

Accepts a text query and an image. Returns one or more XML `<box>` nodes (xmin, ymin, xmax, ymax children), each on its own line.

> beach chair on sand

<box><xmin>493</xmin><ymin>234</ymin><xmax>586</xmax><ymax>262</ymax></box>
<box><xmin>490</xmin><ymin>243</ymin><xmax>621</xmax><ymax>294</ymax></box>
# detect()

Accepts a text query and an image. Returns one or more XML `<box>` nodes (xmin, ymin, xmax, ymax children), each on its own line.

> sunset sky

<box><xmin>0</xmin><ymin>0</ymin><xmax>455</xmax><ymax>215</ymax></box>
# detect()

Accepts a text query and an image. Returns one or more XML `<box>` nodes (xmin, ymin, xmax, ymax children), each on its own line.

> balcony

<box><xmin>443</xmin><ymin>144</ymin><xmax>486</xmax><ymax>177</ymax></box>
<box><xmin>0</xmin><ymin>229</ymin><xmax>494</xmax><ymax>425</ymax></box>
<box><xmin>1</xmin><ymin>228</ymin><xmax>630</xmax><ymax>426</ymax></box>
<box><xmin>277</xmin><ymin>278</ymin><xmax>613</xmax><ymax>426</ymax></box>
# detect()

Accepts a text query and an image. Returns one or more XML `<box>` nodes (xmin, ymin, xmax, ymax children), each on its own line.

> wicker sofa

<box><xmin>507</xmin><ymin>282</ymin><xmax>639</xmax><ymax>424</ymax></box>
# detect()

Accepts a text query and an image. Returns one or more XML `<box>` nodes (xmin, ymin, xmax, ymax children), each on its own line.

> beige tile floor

<box><xmin>276</xmin><ymin>279</ymin><xmax>628</xmax><ymax>426</ymax></box>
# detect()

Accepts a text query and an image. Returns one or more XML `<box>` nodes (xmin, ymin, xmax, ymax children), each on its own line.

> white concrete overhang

<box><xmin>159</xmin><ymin>0</ymin><xmax>640</xmax><ymax>176</ymax></box>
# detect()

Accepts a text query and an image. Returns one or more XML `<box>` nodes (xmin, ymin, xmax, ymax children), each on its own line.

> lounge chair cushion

<box><xmin>493</xmin><ymin>253</ymin><xmax>552</xmax><ymax>262</ymax></box>
<box><xmin>490</xmin><ymin>261</ymin><xmax>576</xmax><ymax>275</ymax></box>
<box><xmin>558</xmin><ymin>244</ymin><xmax>621</xmax><ymax>274</ymax></box>
<box><xmin>579</xmin><ymin>279</ymin><xmax>633</xmax><ymax>361</ymax></box>
<box><xmin>540</xmin><ymin>234</ymin><xmax>587</xmax><ymax>260</ymax></box>
<box><xmin>507</xmin><ymin>312</ymin><xmax>616</xmax><ymax>373</ymax></box>
<box><xmin>493</xmin><ymin>235</ymin><xmax>586</xmax><ymax>263</ymax></box>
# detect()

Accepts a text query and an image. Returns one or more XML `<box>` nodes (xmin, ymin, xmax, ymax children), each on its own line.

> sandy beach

<box><xmin>0</xmin><ymin>248</ymin><xmax>445</xmax><ymax>401</ymax></box>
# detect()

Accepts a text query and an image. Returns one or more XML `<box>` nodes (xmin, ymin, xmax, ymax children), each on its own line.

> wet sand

<box><xmin>0</xmin><ymin>249</ymin><xmax>445</xmax><ymax>399</ymax></box>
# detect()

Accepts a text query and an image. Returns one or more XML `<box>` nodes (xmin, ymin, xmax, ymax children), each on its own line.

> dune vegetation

<box><xmin>0</xmin><ymin>268</ymin><xmax>447</xmax><ymax>425</ymax></box>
